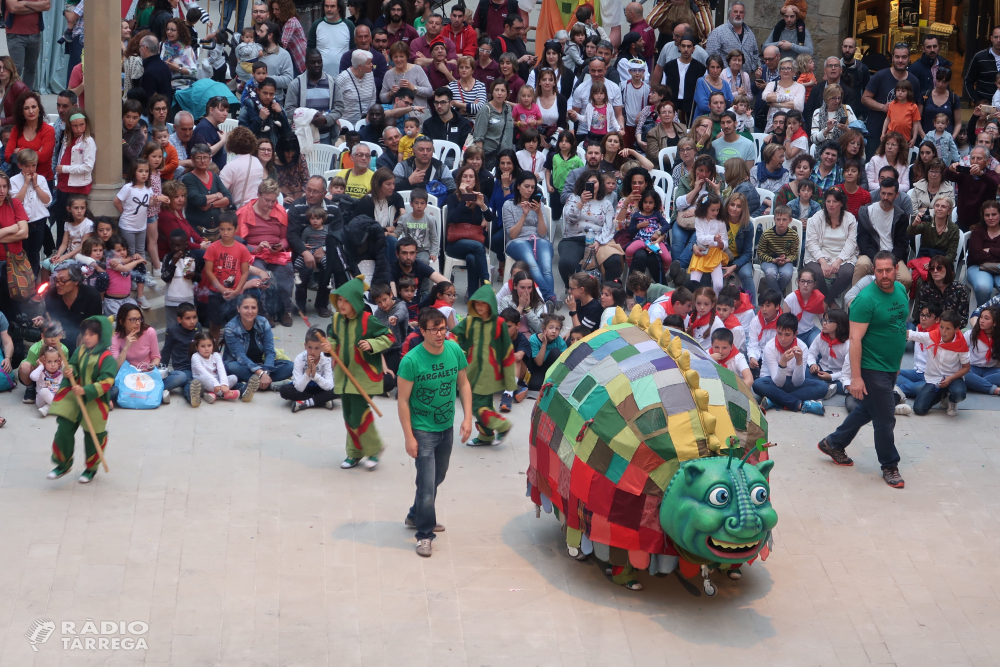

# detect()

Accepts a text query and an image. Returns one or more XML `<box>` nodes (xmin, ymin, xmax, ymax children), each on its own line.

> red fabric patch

<box><xmin>639</xmin><ymin>526</ymin><xmax>667</xmax><ymax>553</ymax></box>
<box><xmin>548</xmin><ymin>447</ymin><xmax>561</xmax><ymax>482</ymax></box>
<box><xmin>589</xmin><ymin>513</ymin><xmax>611</xmax><ymax>543</ymax></box>
<box><xmin>569</xmin><ymin>458</ymin><xmax>596</xmax><ymax>504</ymax></box>
<box><xmin>535</xmin><ymin>440</ymin><xmax>550</xmax><ymax>478</ymax></box>
<box><xmin>566</xmin><ymin>494</ymin><xmax>580</xmax><ymax>529</ymax></box>
<box><xmin>628</xmin><ymin>550</ymin><xmax>651</xmax><ymax>569</ymax></box>
<box><xmin>586</xmin><ymin>474</ymin><xmax>617</xmax><ymax>517</ymax></box>
<box><xmin>530</xmin><ymin>485</ymin><xmax>541</xmax><ymax>505</ymax></box>
<box><xmin>678</xmin><ymin>558</ymin><xmax>701</xmax><ymax>578</ymax></box>
<box><xmin>640</xmin><ymin>494</ymin><xmax>661</xmax><ymax>530</ymax></box>
<box><xmin>610</xmin><ymin>523</ymin><xmax>641</xmax><ymax>550</ymax></box>
<box><xmin>616</xmin><ymin>465</ymin><xmax>649</xmax><ymax>496</ymax></box>
<box><xmin>630</xmin><ymin>442</ymin><xmax>665</xmax><ymax>473</ymax></box>
<box><xmin>608</xmin><ymin>488</ymin><xmax>645</xmax><ymax>530</ymax></box>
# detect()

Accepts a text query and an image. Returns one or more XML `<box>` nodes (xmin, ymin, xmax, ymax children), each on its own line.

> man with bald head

<box><xmin>751</xmin><ymin>44</ymin><xmax>781</xmax><ymax>129</ymax></box>
<box><xmin>169</xmin><ymin>112</ymin><xmax>196</xmax><ymax>178</ymax></box>
<box><xmin>803</xmin><ymin>56</ymin><xmax>858</xmax><ymax>133</ymax></box>
<box><xmin>704</xmin><ymin>2</ymin><xmax>759</xmax><ymax>75</ymax></box>
<box><xmin>138</xmin><ymin>35</ymin><xmax>172</xmax><ymax>104</ymax></box>
<box><xmin>624</xmin><ymin>3</ymin><xmax>654</xmax><ymax>66</ymax></box>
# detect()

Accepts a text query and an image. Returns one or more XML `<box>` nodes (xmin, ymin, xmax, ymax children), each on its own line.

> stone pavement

<box><xmin>2</xmin><ymin>311</ymin><xmax>1000</xmax><ymax>666</ymax></box>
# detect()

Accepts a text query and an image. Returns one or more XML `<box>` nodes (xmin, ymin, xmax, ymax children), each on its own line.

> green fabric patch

<box><xmin>557</xmin><ymin>437</ymin><xmax>576</xmax><ymax>469</ymax></box>
<box><xmin>648</xmin><ymin>459</ymin><xmax>679</xmax><ymax>490</ymax></box>
<box><xmin>717</xmin><ymin>364</ymin><xmax>739</xmax><ymax>389</ymax></box>
<box><xmin>546</xmin><ymin>391</ymin><xmax>572</xmax><ymax>429</ymax></box>
<box><xmin>644</xmin><ymin>431</ymin><xmax>677</xmax><ymax>461</ymax></box>
<box><xmin>610</xmin><ymin>345</ymin><xmax>639</xmax><ymax>363</ymax></box>
<box><xmin>572</xmin><ymin>375</ymin><xmax>597</xmax><ymax>403</ymax></box>
<box><xmin>631</xmin><ymin>374</ymin><xmax>661</xmax><ymax>409</ymax></box>
<box><xmin>605</xmin><ymin>453</ymin><xmax>629</xmax><ymax>484</ymax></box>
<box><xmin>610</xmin><ymin>426</ymin><xmax>642</xmax><ymax>460</ymax></box>
<box><xmin>634</xmin><ymin>407</ymin><xmax>668</xmax><ymax>434</ymax></box>
<box><xmin>702</xmin><ymin>377</ymin><xmax>726</xmax><ymax>407</ymax></box>
<box><xmin>591</xmin><ymin>400</ymin><xmax>628</xmax><ymax>443</ymax></box>
<box><xmin>578</xmin><ymin>385</ymin><xmax>610</xmax><ymax>421</ymax></box>
<box><xmin>566</xmin><ymin>526</ymin><xmax>582</xmax><ymax>549</ymax></box>
<box><xmin>728</xmin><ymin>402</ymin><xmax>748</xmax><ymax>431</ymax></box>
<box><xmin>587</xmin><ymin>330</ymin><xmax>621</xmax><ymax>349</ymax></box>
<box><xmin>548</xmin><ymin>362</ymin><xmax>569</xmax><ymax>386</ymax></box>
<box><xmin>564</xmin><ymin>409</ymin><xmax>585</xmax><ymax>449</ymax></box>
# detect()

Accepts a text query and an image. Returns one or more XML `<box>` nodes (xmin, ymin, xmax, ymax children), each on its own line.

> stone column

<box><xmin>84</xmin><ymin>0</ymin><xmax>124</xmax><ymax>217</ymax></box>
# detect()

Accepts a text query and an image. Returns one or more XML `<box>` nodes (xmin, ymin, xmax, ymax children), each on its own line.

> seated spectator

<box><xmin>757</xmin><ymin>205</ymin><xmax>800</xmax><ymax>294</ymax></box>
<box><xmin>909</xmin><ymin>158</ymin><xmax>953</xmax><ymax>219</ymax></box>
<box><xmin>335</xmin><ymin>143</ymin><xmax>375</xmax><ymax>199</ymax></box>
<box><xmin>916</xmin><ymin>255</ymin><xmax>969</xmax><ymax>329</ymax></box>
<box><xmin>908</xmin><ymin>196</ymin><xmax>961</xmax><ymax>286</ymax></box>
<box><xmin>353</xmin><ymin>167</ymin><xmax>405</xmax><ymax>258</ymax></box>
<box><xmin>108</xmin><ymin>305</ymin><xmax>161</xmax><ymax>404</ymax></box>
<box><xmin>236</xmin><ymin>179</ymin><xmax>295</xmax><ymax>327</ymax></box>
<box><xmin>946</xmin><ymin>147</ymin><xmax>1000</xmax><ymax>233</ymax></box>
<box><xmin>30</xmin><ymin>263</ymin><xmax>102</xmax><ymax>354</ymax></box>
<box><xmin>866</xmin><ymin>131</ymin><xmax>910</xmax><ymax>196</ymax></box>
<box><xmin>561</xmin><ymin>169</ymin><xmax>623</xmax><ymax>285</ymax></box>
<box><xmin>222</xmin><ymin>293</ymin><xmax>294</xmax><ymax>392</ymax></box>
<box><xmin>382</xmin><ymin>41</ymin><xmax>434</xmax><ymax>110</ymax></box>
<box><xmin>967</xmin><ymin>199</ymin><xmax>1000</xmax><ymax>306</ymax></box>
<box><xmin>392</xmin><ymin>136</ymin><xmax>457</xmax><ymax>200</ymax></box>
<box><xmin>803</xmin><ymin>188</ymin><xmax>857</xmax><ymax>305</ymax></box>
<box><xmin>274</xmin><ymin>135</ymin><xmax>310</xmax><ymax>202</ymax></box>
<box><xmin>503</xmin><ymin>172</ymin><xmax>557</xmax><ymax>306</ymax></box>
<box><xmin>854</xmin><ymin>177</ymin><xmax>912</xmax><ymax>291</ymax></box>
<box><xmin>836</xmin><ymin>159</ymin><xmax>871</xmax><ymax>217</ymax></box>
<box><xmin>422</xmin><ymin>87</ymin><xmax>473</xmax><ymax>152</ymax></box>
<box><xmin>444</xmin><ymin>165</ymin><xmax>493</xmax><ymax>300</ymax></box>
<box><xmin>752</xmin><ymin>312</ymin><xmax>828</xmax><ymax>415</ymax></box>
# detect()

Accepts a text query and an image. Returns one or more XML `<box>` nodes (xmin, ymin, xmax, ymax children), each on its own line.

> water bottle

<box><xmin>584</xmin><ymin>225</ymin><xmax>595</xmax><ymax>247</ymax></box>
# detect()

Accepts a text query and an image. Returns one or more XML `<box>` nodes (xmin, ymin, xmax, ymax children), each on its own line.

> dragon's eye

<box><xmin>707</xmin><ymin>486</ymin><xmax>730</xmax><ymax>506</ymax></box>
<box><xmin>750</xmin><ymin>486</ymin><xmax>768</xmax><ymax>505</ymax></box>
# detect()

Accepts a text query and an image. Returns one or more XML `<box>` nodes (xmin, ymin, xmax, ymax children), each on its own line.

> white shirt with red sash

<box><xmin>784</xmin><ymin>289</ymin><xmax>824</xmax><ymax>335</ymax></box>
<box><xmin>760</xmin><ymin>336</ymin><xmax>807</xmax><ymax>387</ymax></box>
<box><xmin>910</xmin><ymin>330</ymin><xmax>970</xmax><ymax>386</ymax></box>
<box><xmin>807</xmin><ymin>333</ymin><xmax>849</xmax><ymax>381</ymax></box>
<box><xmin>746</xmin><ymin>312</ymin><xmax>778</xmax><ymax>361</ymax></box>
<box><xmin>964</xmin><ymin>329</ymin><xmax>996</xmax><ymax>369</ymax></box>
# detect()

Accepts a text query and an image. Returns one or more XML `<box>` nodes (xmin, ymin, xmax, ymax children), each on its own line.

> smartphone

<box><xmin>956</xmin><ymin>165</ymin><xmax>972</xmax><ymax>174</ymax></box>
<box><xmin>584</xmin><ymin>182</ymin><xmax>595</xmax><ymax>194</ymax></box>
<box><xmin>983</xmin><ymin>105</ymin><xmax>997</xmax><ymax>115</ymax></box>
<box><xmin>530</xmin><ymin>191</ymin><xmax>543</xmax><ymax>203</ymax></box>
<box><xmin>460</xmin><ymin>193</ymin><xmax>477</xmax><ymax>202</ymax></box>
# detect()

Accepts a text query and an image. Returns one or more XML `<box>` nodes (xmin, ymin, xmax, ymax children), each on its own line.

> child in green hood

<box><xmin>327</xmin><ymin>277</ymin><xmax>395</xmax><ymax>470</ymax></box>
<box><xmin>47</xmin><ymin>316</ymin><xmax>118</xmax><ymax>484</ymax></box>
<box><xmin>451</xmin><ymin>283</ymin><xmax>517</xmax><ymax>446</ymax></box>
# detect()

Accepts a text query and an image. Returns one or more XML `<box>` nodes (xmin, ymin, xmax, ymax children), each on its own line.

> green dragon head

<box><xmin>659</xmin><ymin>457</ymin><xmax>777</xmax><ymax>565</ymax></box>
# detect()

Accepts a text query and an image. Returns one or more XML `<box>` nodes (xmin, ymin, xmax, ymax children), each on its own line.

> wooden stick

<box><xmin>324</xmin><ymin>337</ymin><xmax>383</xmax><ymax>418</ymax></box>
<box><xmin>57</xmin><ymin>348</ymin><xmax>109</xmax><ymax>473</ymax></box>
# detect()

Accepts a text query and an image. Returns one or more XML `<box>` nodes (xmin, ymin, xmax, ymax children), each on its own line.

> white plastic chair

<box><xmin>956</xmin><ymin>230</ymin><xmax>972</xmax><ymax>282</ymax></box>
<box><xmin>756</xmin><ymin>187</ymin><xmax>775</xmax><ymax>214</ymax></box>
<box><xmin>46</xmin><ymin>113</ymin><xmax>59</xmax><ymax>126</ymax></box>
<box><xmin>716</xmin><ymin>165</ymin><xmax>726</xmax><ymax>180</ymax></box>
<box><xmin>361</xmin><ymin>141</ymin><xmax>382</xmax><ymax>158</ymax></box>
<box><xmin>751</xmin><ymin>133</ymin><xmax>769</xmax><ymax>161</ymax></box>
<box><xmin>322</xmin><ymin>170</ymin><xmax>339</xmax><ymax>182</ymax></box>
<box><xmin>502</xmin><ymin>204</ymin><xmax>553</xmax><ymax>283</ymax></box>
<box><xmin>908</xmin><ymin>145</ymin><xmax>919</xmax><ymax>165</ymax></box>
<box><xmin>658</xmin><ymin>146</ymin><xmax>676</xmax><ymax>172</ymax></box>
<box><xmin>649</xmin><ymin>169</ymin><xmax>674</xmax><ymax>219</ymax></box>
<box><xmin>577</xmin><ymin>144</ymin><xmax>587</xmax><ymax>162</ymax></box>
<box><xmin>355</xmin><ymin>118</ymin><xmax>367</xmax><ymax>130</ymax></box>
<box><xmin>398</xmin><ymin>190</ymin><xmax>411</xmax><ymax>205</ymax></box>
<box><xmin>305</xmin><ymin>144</ymin><xmax>340</xmax><ymax>177</ymax></box>
<box><xmin>433</xmin><ymin>139</ymin><xmax>462</xmax><ymax>169</ymax></box>
<box><xmin>219</xmin><ymin>118</ymin><xmax>238</xmax><ymax>134</ymax></box>
<box><xmin>338</xmin><ymin>119</ymin><xmax>354</xmax><ymax>132</ymax></box>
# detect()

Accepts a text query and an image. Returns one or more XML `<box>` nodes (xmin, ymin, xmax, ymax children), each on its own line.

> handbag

<box><xmin>980</xmin><ymin>262</ymin><xmax>1000</xmax><ymax>276</ymax></box>
<box><xmin>446</xmin><ymin>222</ymin><xmax>485</xmax><ymax>244</ymax></box>
<box><xmin>4</xmin><ymin>243</ymin><xmax>35</xmax><ymax>301</ymax></box>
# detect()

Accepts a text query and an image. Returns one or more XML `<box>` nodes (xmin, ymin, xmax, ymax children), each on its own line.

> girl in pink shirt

<box><xmin>511</xmin><ymin>86</ymin><xmax>542</xmax><ymax>143</ymax></box>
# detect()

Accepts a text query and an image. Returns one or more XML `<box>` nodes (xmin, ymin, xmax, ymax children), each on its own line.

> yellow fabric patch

<box><xmin>610</xmin><ymin>425</ymin><xmax>641</xmax><ymax>460</ymax></box>
<box><xmin>606</xmin><ymin>374</ymin><xmax>633</xmax><ymax>404</ymax></box>
<box><xmin>667</xmin><ymin>412</ymin><xmax>700</xmax><ymax>461</ymax></box>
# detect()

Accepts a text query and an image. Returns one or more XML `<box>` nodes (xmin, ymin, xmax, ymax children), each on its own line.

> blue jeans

<box><xmin>761</xmin><ymin>262</ymin><xmax>794</xmax><ymax>294</ymax></box>
<box><xmin>224</xmin><ymin>359</ymin><xmax>294</xmax><ymax>384</ymax></box>
<box><xmin>798</xmin><ymin>327</ymin><xmax>820</xmax><ymax>348</ymax></box>
<box><xmin>163</xmin><ymin>369</ymin><xmax>199</xmax><ymax>403</ymax></box>
<box><xmin>810</xmin><ymin>372</ymin><xmax>846</xmax><ymax>395</ymax></box>
<box><xmin>445</xmin><ymin>239</ymin><xmax>489</xmax><ymax>298</ymax></box>
<box><xmin>385</xmin><ymin>234</ymin><xmax>398</xmax><ymax>265</ymax></box>
<box><xmin>671</xmin><ymin>227</ymin><xmax>694</xmax><ymax>269</ymax></box>
<box><xmin>505</xmin><ymin>238</ymin><xmax>555</xmax><ymax>300</ymax></box>
<box><xmin>825</xmin><ymin>369</ymin><xmax>900</xmax><ymax>468</ymax></box>
<box><xmin>912</xmin><ymin>378</ymin><xmax>966</xmax><ymax>414</ymax></box>
<box><xmin>896</xmin><ymin>369</ymin><xmax>925</xmax><ymax>398</ymax></box>
<box><xmin>222</xmin><ymin>0</ymin><xmax>249</xmax><ymax>30</ymax></box>
<box><xmin>491</xmin><ymin>230</ymin><xmax>506</xmax><ymax>263</ymax></box>
<box><xmin>965</xmin><ymin>365</ymin><xmax>1000</xmax><ymax>394</ymax></box>
<box><xmin>967</xmin><ymin>266</ymin><xmax>1000</xmax><ymax>308</ymax></box>
<box><xmin>405</xmin><ymin>428</ymin><xmax>454</xmax><ymax>541</ymax></box>
<box><xmin>752</xmin><ymin>375</ymin><xmax>829</xmax><ymax>410</ymax></box>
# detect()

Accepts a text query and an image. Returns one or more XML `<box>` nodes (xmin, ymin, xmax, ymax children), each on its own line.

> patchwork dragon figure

<box><xmin>527</xmin><ymin>306</ymin><xmax>777</xmax><ymax>595</ymax></box>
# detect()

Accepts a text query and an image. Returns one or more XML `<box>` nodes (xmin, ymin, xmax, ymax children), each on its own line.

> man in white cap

<box><xmin>334</xmin><ymin>50</ymin><xmax>377</xmax><ymax>124</ymax></box>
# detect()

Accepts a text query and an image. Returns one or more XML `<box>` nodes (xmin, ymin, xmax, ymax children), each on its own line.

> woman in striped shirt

<box><xmin>448</xmin><ymin>56</ymin><xmax>486</xmax><ymax>118</ymax></box>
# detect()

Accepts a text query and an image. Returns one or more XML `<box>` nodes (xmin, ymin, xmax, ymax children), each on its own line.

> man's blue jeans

<box><xmin>896</xmin><ymin>369</ymin><xmax>925</xmax><ymax>398</ymax></box>
<box><xmin>752</xmin><ymin>375</ymin><xmax>829</xmax><ymax>410</ymax></box>
<box><xmin>965</xmin><ymin>365</ymin><xmax>1000</xmax><ymax>394</ymax></box>
<box><xmin>224</xmin><ymin>360</ymin><xmax>295</xmax><ymax>384</ymax></box>
<box><xmin>164</xmin><ymin>369</ymin><xmax>196</xmax><ymax>403</ymax></box>
<box><xmin>912</xmin><ymin>378</ymin><xmax>966</xmax><ymax>414</ymax></box>
<box><xmin>405</xmin><ymin>427</ymin><xmax>454</xmax><ymax>541</ymax></box>
<box><xmin>223</xmin><ymin>0</ymin><xmax>249</xmax><ymax>30</ymax></box>
<box><xmin>825</xmin><ymin>369</ymin><xmax>901</xmax><ymax>469</ymax></box>
<box><xmin>505</xmin><ymin>238</ymin><xmax>555</xmax><ymax>300</ymax></box>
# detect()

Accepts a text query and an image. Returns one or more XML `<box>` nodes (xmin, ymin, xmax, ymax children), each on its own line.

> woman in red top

<box><xmin>0</xmin><ymin>172</ymin><xmax>29</xmax><ymax>329</ymax></box>
<box><xmin>4</xmin><ymin>92</ymin><xmax>55</xmax><ymax>181</ymax></box>
<box><xmin>157</xmin><ymin>180</ymin><xmax>209</xmax><ymax>259</ymax></box>
<box><xmin>0</xmin><ymin>57</ymin><xmax>30</xmax><ymax>128</ymax></box>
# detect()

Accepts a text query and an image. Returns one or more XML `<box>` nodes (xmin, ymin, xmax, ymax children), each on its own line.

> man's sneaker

<box><xmin>817</xmin><ymin>438</ymin><xmax>853</xmax><ymax>466</ymax></box>
<box><xmin>47</xmin><ymin>465</ymin><xmax>71</xmax><ymax>480</ymax></box>
<box><xmin>203</xmin><ymin>392</ymin><xmax>217</xmax><ymax>404</ymax></box>
<box><xmin>895</xmin><ymin>403</ymin><xmax>913</xmax><ymax>416</ymax></box>
<box><xmin>23</xmin><ymin>386</ymin><xmax>36</xmax><ymax>404</ymax></box>
<box><xmin>513</xmin><ymin>385</ymin><xmax>529</xmax><ymax>403</ymax></box>
<box><xmin>946</xmin><ymin>399</ymin><xmax>958</xmax><ymax>417</ymax></box>
<box><xmin>78</xmin><ymin>469</ymin><xmax>96</xmax><ymax>484</ymax></box>
<box><xmin>801</xmin><ymin>400</ymin><xmax>825</xmax><ymax>416</ymax></box>
<box><xmin>824</xmin><ymin>384</ymin><xmax>838</xmax><ymax>400</ymax></box>
<box><xmin>499</xmin><ymin>392</ymin><xmax>513</xmax><ymax>412</ymax></box>
<box><xmin>404</xmin><ymin>517</ymin><xmax>445</xmax><ymax>532</ymax></box>
<box><xmin>137</xmin><ymin>295</ymin><xmax>152</xmax><ymax>310</ymax></box>
<box><xmin>466</xmin><ymin>436</ymin><xmax>492</xmax><ymax>447</ymax></box>
<box><xmin>882</xmin><ymin>466</ymin><xmax>905</xmax><ymax>488</ymax></box>
<box><xmin>893</xmin><ymin>385</ymin><xmax>906</xmax><ymax>406</ymax></box>
<box><xmin>415</xmin><ymin>538</ymin><xmax>433</xmax><ymax>557</ymax></box>
<box><xmin>760</xmin><ymin>397</ymin><xmax>774</xmax><ymax>411</ymax></box>
<box><xmin>189</xmin><ymin>380</ymin><xmax>203</xmax><ymax>408</ymax></box>
<box><xmin>364</xmin><ymin>451</ymin><xmax>382</xmax><ymax>470</ymax></box>
<box><xmin>292</xmin><ymin>400</ymin><xmax>310</xmax><ymax>413</ymax></box>
<box><xmin>241</xmin><ymin>374</ymin><xmax>260</xmax><ymax>402</ymax></box>
<box><xmin>162</xmin><ymin>389</ymin><xmax>171</xmax><ymax>405</ymax></box>
<box><xmin>340</xmin><ymin>457</ymin><xmax>360</xmax><ymax>469</ymax></box>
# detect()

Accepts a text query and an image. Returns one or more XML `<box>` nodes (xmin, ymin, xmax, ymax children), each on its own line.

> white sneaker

<box><xmin>151</xmin><ymin>268</ymin><xmax>161</xmax><ymax>278</ymax></box>
<box><xmin>824</xmin><ymin>383</ymin><xmax>838</xmax><ymax>400</ymax></box>
<box><xmin>38</xmin><ymin>405</ymin><xmax>49</xmax><ymax>417</ymax></box>
<box><xmin>895</xmin><ymin>403</ymin><xmax>913</xmax><ymax>416</ymax></box>
<box><xmin>137</xmin><ymin>295</ymin><xmax>152</xmax><ymax>310</ymax></box>
<box><xmin>946</xmin><ymin>399</ymin><xmax>958</xmax><ymax>416</ymax></box>
<box><xmin>161</xmin><ymin>389</ymin><xmax>171</xmax><ymax>405</ymax></box>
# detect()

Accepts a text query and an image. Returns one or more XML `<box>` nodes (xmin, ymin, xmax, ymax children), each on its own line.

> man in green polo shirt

<box><xmin>818</xmin><ymin>251</ymin><xmax>909</xmax><ymax>488</ymax></box>
<box><xmin>398</xmin><ymin>307</ymin><xmax>473</xmax><ymax>557</ymax></box>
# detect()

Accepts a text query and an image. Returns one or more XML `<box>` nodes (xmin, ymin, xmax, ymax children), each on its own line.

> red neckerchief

<box><xmin>774</xmin><ymin>336</ymin><xmax>794</xmax><ymax>355</ymax></box>
<box><xmin>929</xmin><ymin>329</ymin><xmax>969</xmax><ymax>357</ymax></box>
<box><xmin>506</xmin><ymin>279</ymin><xmax>514</xmax><ymax>295</ymax></box>
<box><xmin>916</xmin><ymin>322</ymin><xmax>939</xmax><ymax>351</ymax></box>
<box><xmin>789</xmin><ymin>127</ymin><xmax>807</xmax><ymax>142</ymax></box>
<box><xmin>717</xmin><ymin>346</ymin><xmax>739</xmax><ymax>366</ymax></box>
<box><xmin>432</xmin><ymin>299</ymin><xmax>452</xmax><ymax>311</ymax></box>
<box><xmin>820</xmin><ymin>333</ymin><xmax>842</xmax><ymax>359</ymax></box>
<box><xmin>735</xmin><ymin>292</ymin><xmax>754</xmax><ymax>314</ymax></box>
<box><xmin>722</xmin><ymin>313</ymin><xmax>741</xmax><ymax>330</ymax></box>
<box><xmin>794</xmin><ymin>289</ymin><xmax>825</xmax><ymax>319</ymax></box>
<box><xmin>690</xmin><ymin>311</ymin><xmax>713</xmax><ymax>330</ymax></box>
<box><xmin>757</xmin><ymin>312</ymin><xmax>777</xmax><ymax>340</ymax></box>
<box><xmin>978</xmin><ymin>330</ymin><xmax>994</xmax><ymax>362</ymax></box>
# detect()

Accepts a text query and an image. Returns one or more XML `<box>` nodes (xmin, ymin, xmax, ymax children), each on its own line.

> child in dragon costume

<box><xmin>47</xmin><ymin>316</ymin><xmax>117</xmax><ymax>484</ymax></box>
<box><xmin>451</xmin><ymin>284</ymin><xmax>517</xmax><ymax>446</ymax></box>
<box><xmin>327</xmin><ymin>277</ymin><xmax>395</xmax><ymax>470</ymax></box>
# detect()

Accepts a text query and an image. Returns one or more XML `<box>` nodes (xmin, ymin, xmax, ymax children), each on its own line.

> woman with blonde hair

<box><xmin>686</xmin><ymin>114</ymin><xmax>716</xmax><ymax>160</ymax></box>
<box><xmin>810</xmin><ymin>83</ymin><xmax>857</xmax><ymax>144</ymax></box>
<box><xmin>722</xmin><ymin>157</ymin><xmax>762</xmax><ymax>217</ymax></box>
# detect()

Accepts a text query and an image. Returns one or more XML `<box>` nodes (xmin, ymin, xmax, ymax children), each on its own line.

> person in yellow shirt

<box><xmin>337</xmin><ymin>143</ymin><xmax>375</xmax><ymax>199</ymax></box>
<box><xmin>397</xmin><ymin>118</ymin><xmax>425</xmax><ymax>161</ymax></box>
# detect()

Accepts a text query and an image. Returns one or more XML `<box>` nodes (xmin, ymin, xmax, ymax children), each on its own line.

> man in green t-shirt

<box><xmin>398</xmin><ymin>307</ymin><xmax>472</xmax><ymax>557</ymax></box>
<box><xmin>818</xmin><ymin>252</ymin><xmax>909</xmax><ymax>488</ymax></box>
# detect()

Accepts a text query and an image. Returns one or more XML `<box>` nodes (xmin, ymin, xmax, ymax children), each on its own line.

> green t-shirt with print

<box><xmin>849</xmin><ymin>281</ymin><xmax>908</xmax><ymax>373</ymax></box>
<box><xmin>398</xmin><ymin>339</ymin><xmax>467</xmax><ymax>433</ymax></box>
<box><xmin>26</xmin><ymin>340</ymin><xmax>70</xmax><ymax>366</ymax></box>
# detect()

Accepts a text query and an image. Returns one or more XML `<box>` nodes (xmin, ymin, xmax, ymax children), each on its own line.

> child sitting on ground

<box><xmin>281</xmin><ymin>326</ymin><xmax>336</xmax><ymax>412</ymax></box>
<box><xmin>747</xmin><ymin>289</ymin><xmax>782</xmax><ymax>371</ymax></box>
<box><xmin>18</xmin><ymin>324</ymin><xmax>68</xmax><ymax>404</ymax></box>
<box><xmin>647</xmin><ymin>286</ymin><xmax>693</xmax><ymax>325</ymax></box>
<box><xmin>160</xmin><ymin>302</ymin><xmax>203</xmax><ymax>405</ymax></box>
<box><xmin>395</xmin><ymin>188</ymin><xmax>439</xmax><ymax>265</ymax></box>
<box><xmin>190</xmin><ymin>332</ymin><xmax>243</xmax><ymax>404</ymax></box>
<box><xmin>42</xmin><ymin>192</ymin><xmax>91</xmax><ymax>281</ymax></box>
<box><xmin>711</xmin><ymin>329</ymin><xmax>753</xmax><ymax>385</ymax></box>
<box><xmin>782</xmin><ymin>267</ymin><xmax>824</xmax><ymax>347</ymax></box>
<box><xmin>807</xmin><ymin>307</ymin><xmax>849</xmax><ymax>397</ymax></box>
<box><xmin>599</xmin><ymin>280</ymin><xmax>626</xmax><ymax>328</ymax></box>
<box><xmin>568</xmin><ymin>325</ymin><xmax>589</xmax><ymax>345</ymax></box>
<box><xmin>566</xmin><ymin>272</ymin><xmax>603</xmax><ymax>332</ymax></box>
<box><xmin>499</xmin><ymin>307</ymin><xmax>531</xmax><ymax>411</ymax></box>
<box><xmin>897</xmin><ymin>303</ymin><xmax>941</xmax><ymax>398</ymax></box>
<box><xmin>907</xmin><ymin>309</ymin><xmax>970</xmax><ymax>416</ymax></box>
<box><xmin>527</xmin><ymin>314</ymin><xmax>567</xmax><ymax>395</ymax></box>
<box><xmin>371</xmin><ymin>282</ymin><xmax>410</xmax><ymax>394</ymax></box>
<box><xmin>29</xmin><ymin>346</ymin><xmax>65</xmax><ymax>417</ymax></box>
<box><xmin>752</xmin><ymin>312</ymin><xmax>828</xmax><ymax>415</ymax></box>
<box><xmin>715</xmin><ymin>293</ymin><xmax>746</xmax><ymax>351</ymax></box>
<box><xmin>625</xmin><ymin>266</ymin><xmax>669</xmax><ymax>309</ymax></box>
<box><xmin>719</xmin><ymin>284</ymin><xmax>756</xmax><ymax>329</ymax></box>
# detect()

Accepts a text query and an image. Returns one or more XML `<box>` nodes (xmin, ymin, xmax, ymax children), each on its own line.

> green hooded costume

<box><xmin>49</xmin><ymin>316</ymin><xmax>118</xmax><ymax>474</ymax></box>
<box><xmin>451</xmin><ymin>284</ymin><xmax>516</xmax><ymax>443</ymax></box>
<box><xmin>328</xmin><ymin>277</ymin><xmax>394</xmax><ymax>459</ymax></box>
